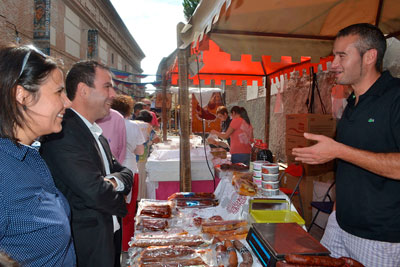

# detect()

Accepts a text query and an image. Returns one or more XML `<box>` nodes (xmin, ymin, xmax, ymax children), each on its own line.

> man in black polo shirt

<box><xmin>293</xmin><ymin>23</ymin><xmax>400</xmax><ymax>266</ymax></box>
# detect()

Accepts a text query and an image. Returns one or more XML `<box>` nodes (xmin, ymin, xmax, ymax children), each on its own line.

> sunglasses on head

<box><xmin>16</xmin><ymin>45</ymin><xmax>47</xmax><ymax>82</ymax></box>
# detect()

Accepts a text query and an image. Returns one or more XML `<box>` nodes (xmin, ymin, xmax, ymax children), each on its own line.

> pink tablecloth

<box><xmin>155</xmin><ymin>179</ymin><xmax>221</xmax><ymax>200</ymax></box>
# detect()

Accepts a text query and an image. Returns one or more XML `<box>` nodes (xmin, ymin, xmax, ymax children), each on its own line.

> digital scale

<box><xmin>247</xmin><ymin>223</ymin><xmax>330</xmax><ymax>267</ymax></box>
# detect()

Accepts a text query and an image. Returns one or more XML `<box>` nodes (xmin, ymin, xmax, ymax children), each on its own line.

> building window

<box><xmin>124</xmin><ymin>65</ymin><xmax>127</xmax><ymax>71</ymax></box>
<box><xmin>111</xmin><ymin>53</ymin><xmax>114</xmax><ymax>64</ymax></box>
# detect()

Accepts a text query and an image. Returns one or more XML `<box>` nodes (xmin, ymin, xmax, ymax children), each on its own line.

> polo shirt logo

<box><xmin>368</xmin><ymin>118</ymin><xmax>375</xmax><ymax>123</ymax></box>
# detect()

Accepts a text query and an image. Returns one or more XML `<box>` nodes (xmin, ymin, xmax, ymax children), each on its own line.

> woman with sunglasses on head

<box><xmin>0</xmin><ymin>45</ymin><xmax>75</xmax><ymax>266</ymax></box>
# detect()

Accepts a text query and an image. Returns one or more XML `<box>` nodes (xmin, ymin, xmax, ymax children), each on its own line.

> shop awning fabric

<box><xmin>168</xmin><ymin>37</ymin><xmax>333</xmax><ymax>86</ymax></box>
<box><xmin>180</xmin><ymin>0</ymin><xmax>400</xmax><ymax>63</ymax></box>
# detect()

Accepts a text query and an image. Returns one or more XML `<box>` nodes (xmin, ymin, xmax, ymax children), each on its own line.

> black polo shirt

<box><xmin>335</xmin><ymin>71</ymin><xmax>400</xmax><ymax>242</ymax></box>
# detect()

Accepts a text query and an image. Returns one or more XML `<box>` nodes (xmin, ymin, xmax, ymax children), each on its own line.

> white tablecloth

<box><xmin>145</xmin><ymin>136</ymin><xmax>215</xmax><ymax>198</ymax></box>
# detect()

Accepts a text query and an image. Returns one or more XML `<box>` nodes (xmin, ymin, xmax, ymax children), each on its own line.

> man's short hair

<box><xmin>141</xmin><ymin>98</ymin><xmax>151</xmax><ymax>105</ymax></box>
<box><xmin>337</xmin><ymin>23</ymin><xmax>386</xmax><ymax>72</ymax></box>
<box><xmin>65</xmin><ymin>60</ymin><xmax>109</xmax><ymax>101</ymax></box>
<box><xmin>216</xmin><ymin>106</ymin><xmax>228</xmax><ymax>115</ymax></box>
<box><xmin>133</xmin><ymin>102</ymin><xmax>144</xmax><ymax>113</ymax></box>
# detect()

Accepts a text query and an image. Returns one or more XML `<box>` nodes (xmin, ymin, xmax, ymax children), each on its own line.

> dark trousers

<box><xmin>114</xmin><ymin>227</ymin><xmax>122</xmax><ymax>267</ymax></box>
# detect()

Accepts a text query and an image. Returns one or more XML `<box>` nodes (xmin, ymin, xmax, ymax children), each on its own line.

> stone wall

<box><xmin>269</xmin><ymin>70</ymin><xmax>336</xmax><ymax>162</ymax></box>
<box><xmin>225</xmin><ymin>83</ymin><xmax>266</xmax><ymax>141</ymax></box>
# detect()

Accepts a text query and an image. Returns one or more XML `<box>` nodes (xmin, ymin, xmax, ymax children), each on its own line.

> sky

<box><xmin>110</xmin><ymin>0</ymin><xmax>187</xmax><ymax>92</ymax></box>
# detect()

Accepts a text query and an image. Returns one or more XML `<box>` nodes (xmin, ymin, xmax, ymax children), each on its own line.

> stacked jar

<box><xmin>252</xmin><ymin>160</ymin><xmax>269</xmax><ymax>189</ymax></box>
<box><xmin>261</xmin><ymin>163</ymin><xmax>280</xmax><ymax>196</ymax></box>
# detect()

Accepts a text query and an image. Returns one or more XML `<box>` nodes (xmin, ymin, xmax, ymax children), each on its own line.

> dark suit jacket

<box><xmin>40</xmin><ymin>109</ymin><xmax>133</xmax><ymax>267</ymax></box>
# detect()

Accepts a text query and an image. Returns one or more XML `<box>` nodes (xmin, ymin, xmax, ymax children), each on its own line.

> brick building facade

<box><xmin>0</xmin><ymin>0</ymin><xmax>145</xmax><ymax>97</ymax></box>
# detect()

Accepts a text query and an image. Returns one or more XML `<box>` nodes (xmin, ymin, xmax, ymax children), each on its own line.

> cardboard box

<box><xmin>285</xmin><ymin>114</ymin><xmax>336</xmax><ymax>176</ymax></box>
<box><xmin>287</xmin><ymin>154</ymin><xmax>334</xmax><ymax>176</ymax></box>
<box><xmin>286</xmin><ymin>135</ymin><xmax>317</xmax><ymax>153</ymax></box>
<box><xmin>280</xmin><ymin>171</ymin><xmax>334</xmax><ymax>226</ymax></box>
<box><xmin>285</xmin><ymin>135</ymin><xmax>334</xmax><ymax>176</ymax></box>
<box><xmin>286</xmin><ymin>114</ymin><xmax>336</xmax><ymax>137</ymax></box>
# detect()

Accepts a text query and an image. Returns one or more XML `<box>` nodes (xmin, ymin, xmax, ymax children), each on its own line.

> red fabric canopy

<box><xmin>169</xmin><ymin>38</ymin><xmax>333</xmax><ymax>86</ymax></box>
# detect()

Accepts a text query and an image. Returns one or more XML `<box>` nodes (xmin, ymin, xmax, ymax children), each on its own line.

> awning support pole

<box><xmin>177</xmin><ymin>22</ymin><xmax>192</xmax><ymax>192</ymax></box>
<box><xmin>161</xmin><ymin>62</ymin><xmax>168</xmax><ymax>142</ymax></box>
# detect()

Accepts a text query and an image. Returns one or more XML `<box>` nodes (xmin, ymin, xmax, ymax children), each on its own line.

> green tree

<box><xmin>183</xmin><ymin>0</ymin><xmax>200</xmax><ymax>21</ymax></box>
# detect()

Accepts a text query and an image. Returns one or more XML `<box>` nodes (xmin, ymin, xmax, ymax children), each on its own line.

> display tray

<box><xmin>249</xmin><ymin>199</ymin><xmax>305</xmax><ymax>226</ymax></box>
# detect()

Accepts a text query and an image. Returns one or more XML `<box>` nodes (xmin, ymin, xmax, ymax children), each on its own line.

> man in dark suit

<box><xmin>41</xmin><ymin>61</ymin><xmax>133</xmax><ymax>267</ymax></box>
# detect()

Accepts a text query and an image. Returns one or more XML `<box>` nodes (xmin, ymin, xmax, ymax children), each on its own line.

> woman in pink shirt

<box><xmin>211</xmin><ymin>106</ymin><xmax>253</xmax><ymax>165</ymax></box>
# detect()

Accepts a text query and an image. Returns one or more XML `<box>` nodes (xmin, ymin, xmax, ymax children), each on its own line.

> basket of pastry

<box><xmin>168</xmin><ymin>192</ymin><xmax>219</xmax><ymax>209</ymax></box>
<box><xmin>232</xmin><ymin>171</ymin><xmax>257</xmax><ymax>196</ymax></box>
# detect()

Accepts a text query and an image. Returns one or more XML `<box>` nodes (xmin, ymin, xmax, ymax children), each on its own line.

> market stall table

<box><xmin>129</xmin><ymin>166</ymin><xmax>312</xmax><ymax>265</ymax></box>
<box><xmin>146</xmin><ymin>136</ymin><xmax>219</xmax><ymax>199</ymax></box>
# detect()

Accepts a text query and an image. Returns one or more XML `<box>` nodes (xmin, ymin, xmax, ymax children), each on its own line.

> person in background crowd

<box><xmin>141</xmin><ymin>98</ymin><xmax>160</xmax><ymax>131</ymax></box>
<box><xmin>216</xmin><ymin>105</ymin><xmax>232</xmax><ymax>145</ymax></box>
<box><xmin>211</xmin><ymin>106</ymin><xmax>253</xmax><ymax>165</ymax></box>
<box><xmin>96</xmin><ymin>108</ymin><xmax>127</xmax><ymax>163</ymax></box>
<box><xmin>111</xmin><ymin>94</ymin><xmax>145</xmax><ymax>252</ymax></box>
<box><xmin>131</xmin><ymin>101</ymin><xmax>144</xmax><ymax>120</ymax></box>
<box><xmin>293</xmin><ymin>23</ymin><xmax>400</xmax><ymax>266</ymax></box>
<box><xmin>135</xmin><ymin>109</ymin><xmax>161</xmax><ymax>199</ymax></box>
<box><xmin>41</xmin><ymin>61</ymin><xmax>133</xmax><ymax>267</ymax></box>
<box><xmin>0</xmin><ymin>44</ymin><xmax>75</xmax><ymax>266</ymax></box>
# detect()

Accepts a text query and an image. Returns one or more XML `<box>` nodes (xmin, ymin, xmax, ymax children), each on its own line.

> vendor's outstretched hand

<box><xmin>292</xmin><ymin>133</ymin><xmax>340</xmax><ymax>164</ymax></box>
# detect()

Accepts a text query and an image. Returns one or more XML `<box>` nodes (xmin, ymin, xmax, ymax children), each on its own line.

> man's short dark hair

<box><xmin>216</xmin><ymin>106</ymin><xmax>228</xmax><ymax>115</ymax></box>
<box><xmin>337</xmin><ymin>23</ymin><xmax>386</xmax><ymax>72</ymax></box>
<box><xmin>65</xmin><ymin>60</ymin><xmax>109</xmax><ymax>101</ymax></box>
<box><xmin>133</xmin><ymin>102</ymin><xmax>144</xmax><ymax>113</ymax></box>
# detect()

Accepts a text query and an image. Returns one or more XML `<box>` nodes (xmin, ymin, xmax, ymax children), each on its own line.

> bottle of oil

<box><xmin>251</xmin><ymin>139</ymin><xmax>263</xmax><ymax>162</ymax></box>
<box><xmin>257</xmin><ymin>143</ymin><xmax>273</xmax><ymax>163</ymax></box>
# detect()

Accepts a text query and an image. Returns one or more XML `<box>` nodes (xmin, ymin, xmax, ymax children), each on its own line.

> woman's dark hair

<box><xmin>112</xmin><ymin>94</ymin><xmax>134</xmax><ymax>117</ymax></box>
<box><xmin>136</xmin><ymin>110</ymin><xmax>153</xmax><ymax>123</ymax></box>
<box><xmin>230</xmin><ymin>106</ymin><xmax>251</xmax><ymax>125</ymax></box>
<box><xmin>239</xmin><ymin>107</ymin><xmax>251</xmax><ymax>125</ymax></box>
<box><xmin>65</xmin><ymin>60</ymin><xmax>109</xmax><ymax>101</ymax></box>
<box><xmin>230</xmin><ymin>106</ymin><xmax>241</xmax><ymax>115</ymax></box>
<box><xmin>0</xmin><ymin>44</ymin><xmax>58</xmax><ymax>143</ymax></box>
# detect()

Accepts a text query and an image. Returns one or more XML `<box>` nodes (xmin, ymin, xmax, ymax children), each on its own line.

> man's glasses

<box><xmin>16</xmin><ymin>45</ymin><xmax>47</xmax><ymax>83</ymax></box>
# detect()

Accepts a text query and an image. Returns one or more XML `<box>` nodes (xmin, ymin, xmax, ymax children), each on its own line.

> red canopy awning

<box><xmin>169</xmin><ymin>38</ymin><xmax>333</xmax><ymax>86</ymax></box>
